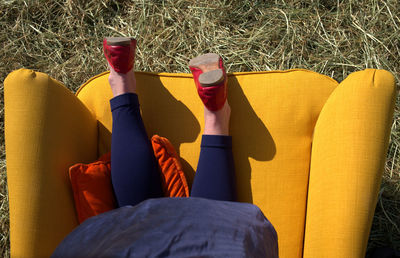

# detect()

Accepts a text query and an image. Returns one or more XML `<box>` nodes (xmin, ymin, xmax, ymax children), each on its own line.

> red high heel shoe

<box><xmin>103</xmin><ymin>37</ymin><xmax>136</xmax><ymax>74</ymax></box>
<box><xmin>189</xmin><ymin>53</ymin><xmax>227</xmax><ymax>111</ymax></box>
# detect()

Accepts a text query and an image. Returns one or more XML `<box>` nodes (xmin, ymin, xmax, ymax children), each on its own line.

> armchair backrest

<box><xmin>76</xmin><ymin>69</ymin><xmax>338</xmax><ymax>258</ymax></box>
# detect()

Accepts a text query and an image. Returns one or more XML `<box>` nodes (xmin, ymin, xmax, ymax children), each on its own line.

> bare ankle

<box><xmin>203</xmin><ymin>101</ymin><xmax>231</xmax><ymax>136</ymax></box>
<box><xmin>108</xmin><ymin>67</ymin><xmax>137</xmax><ymax>97</ymax></box>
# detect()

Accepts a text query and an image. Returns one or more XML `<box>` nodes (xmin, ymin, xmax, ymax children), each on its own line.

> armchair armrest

<box><xmin>303</xmin><ymin>69</ymin><xmax>396</xmax><ymax>257</ymax></box>
<box><xmin>4</xmin><ymin>69</ymin><xmax>98</xmax><ymax>257</ymax></box>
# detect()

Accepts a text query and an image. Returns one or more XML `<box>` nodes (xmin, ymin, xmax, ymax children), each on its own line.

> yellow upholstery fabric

<box><xmin>303</xmin><ymin>69</ymin><xmax>396</xmax><ymax>257</ymax></box>
<box><xmin>4</xmin><ymin>68</ymin><xmax>396</xmax><ymax>258</ymax></box>
<box><xmin>76</xmin><ymin>69</ymin><xmax>338</xmax><ymax>258</ymax></box>
<box><xmin>4</xmin><ymin>69</ymin><xmax>97</xmax><ymax>257</ymax></box>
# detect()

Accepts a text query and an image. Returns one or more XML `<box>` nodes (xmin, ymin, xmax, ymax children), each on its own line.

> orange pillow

<box><xmin>69</xmin><ymin>135</ymin><xmax>189</xmax><ymax>224</ymax></box>
<box><xmin>69</xmin><ymin>152</ymin><xmax>115</xmax><ymax>224</ymax></box>
<box><xmin>151</xmin><ymin>135</ymin><xmax>190</xmax><ymax>198</ymax></box>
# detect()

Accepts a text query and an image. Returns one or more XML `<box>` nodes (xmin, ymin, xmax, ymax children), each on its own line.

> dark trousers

<box><xmin>110</xmin><ymin>93</ymin><xmax>236</xmax><ymax>207</ymax></box>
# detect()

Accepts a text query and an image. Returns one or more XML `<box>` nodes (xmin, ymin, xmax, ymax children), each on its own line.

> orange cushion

<box><xmin>69</xmin><ymin>152</ymin><xmax>115</xmax><ymax>224</ymax></box>
<box><xmin>69</xmin><ymin>135</ymin><xmax>189</xmax><ymax>224</ymax></box>
<box><xmin>151</xmin><ymin>135</ymin><xmax>190</xmax><ymax>197</ymax></box>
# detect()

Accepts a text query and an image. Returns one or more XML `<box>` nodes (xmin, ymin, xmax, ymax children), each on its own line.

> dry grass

<box><xmin>0</xmin><ymin>0</ymin><xmax>399</xmax><ymax>256</ymax></box>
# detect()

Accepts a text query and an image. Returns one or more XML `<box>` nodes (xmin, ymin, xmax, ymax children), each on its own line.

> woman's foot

<box><xmin>103</xmin><ymin>37</ymin><xmax>137</xmax><ymax>97</ymax></box>
<box><xmin>189</xmin><ymin>53</ymin><xmax>230</xmax><ymax>135</ymax></box>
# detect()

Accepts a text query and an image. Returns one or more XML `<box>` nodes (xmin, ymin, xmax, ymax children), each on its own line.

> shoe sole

<box><xmin>189</xmin><ymin>53</ymin><xmax>224</xmax><ymax>87</ymax></box>
<box><xmin>105</xmin><ymin>37</ymin><xmax>135</xmax><ymax>46</ymax></box>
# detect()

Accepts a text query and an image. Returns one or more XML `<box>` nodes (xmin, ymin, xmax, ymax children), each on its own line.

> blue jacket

<box><xmin>52</xmin><ymin>197</ymin><xmax>278</xmax><ymax>257</ymax></box>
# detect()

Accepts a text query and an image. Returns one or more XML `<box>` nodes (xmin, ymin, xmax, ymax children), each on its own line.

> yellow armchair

<box><xmin>4</xmin><ymin>68</ymin><xmax>396</xmax><ymax>257</ymax></box>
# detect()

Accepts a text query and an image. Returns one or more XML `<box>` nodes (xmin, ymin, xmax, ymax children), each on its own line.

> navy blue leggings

<box><xmin>110</xmin><ymin>93</ymin><xmax>236</xmax><ymax>207</ymax></box>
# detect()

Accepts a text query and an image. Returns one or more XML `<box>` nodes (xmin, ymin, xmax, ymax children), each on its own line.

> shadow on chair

<box><xmin>137</xmin><ymin>75</ymin><xmax>201</xmax><ymax>188</ymax></box>
<box><xmin>227</xmin><ymin>76</ymin><xmax>276</xmax><ymax>203</ymax></box>
<box><xmin>96</xmin><ymin>74</ymin><xmax>277</xmax><ymax>202</ymax></box>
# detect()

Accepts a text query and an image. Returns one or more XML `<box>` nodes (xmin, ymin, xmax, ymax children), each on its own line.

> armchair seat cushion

<box><xmin>75</xmin><ymin>69</ymin><xmax>338</xmax><ymax>257</ymax></box>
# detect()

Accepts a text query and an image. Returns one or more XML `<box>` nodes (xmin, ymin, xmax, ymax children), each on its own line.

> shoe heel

<box><xmin>105</xmin><ymin>37</ymin><xmax>135</xmax><ymax>46</ymax></box>
<box><xmin>198</xmin><ymin>69</ymin><xmax>224</xmax><ymax>87</ymax></box>
<box><xmin>189</xmin><ymin>53</ymin><xmax>224</xmax><ymax>87</ymax></box>
<box><xmin>189</xmin><ymin>53</ymin><xmax>220</xmax><ymax>68</ymax></box>
<box><xmin>188</xmin><ymin>52</ymin><xmax>227</xmax><ymax>111</ymax></box>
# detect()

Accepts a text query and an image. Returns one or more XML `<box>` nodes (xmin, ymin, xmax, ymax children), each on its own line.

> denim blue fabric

<box><xmin>52</xmin><ymin>197</ymin><xmax>278</xmax><ymax>258</ymax></box>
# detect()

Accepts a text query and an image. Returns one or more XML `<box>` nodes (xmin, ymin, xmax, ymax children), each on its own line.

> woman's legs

<box><xmin>109</xmin><ymin>68</ymin><xmax>163</xmax><ymax>208</ymax></box>
<box><xmin>191</xmin><ymin>101</ymin><xmax>237</xmax><ymax>201</ymax></box>
<box><xmin>107</xmin><ymin>42</ymin><xmax>235</xmax><ymax>205</ymax></box>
